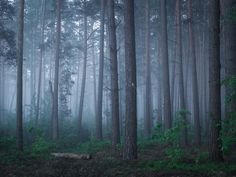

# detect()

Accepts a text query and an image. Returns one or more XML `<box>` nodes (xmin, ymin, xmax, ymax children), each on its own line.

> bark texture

<box><xmin>16</xmin><ymin>0</ymin><xmax>25</xmax><ymax>151</ymax></box>
<box><xmin>160</xmin><ymin>0</ymin><xmax>172</xmax><ymax>129</ymax></box>
<box><xmin>52</xmin><ymin>0</ymin><xmax>61</xmax><ymax>140</ymax></box>
<box><xmin>96</xmin><ymin>0</ymin><xmax>105</xmax><ymax>141</ymax></box>
<box><xmin>209</xmin><ymin>0</ymin><xmax>223</xmax><ymax>162</ymax></box>
<box><xmin>108</xmin><ymin>0</ymin><xmax>120</xmax><ymax>149</ymax></box>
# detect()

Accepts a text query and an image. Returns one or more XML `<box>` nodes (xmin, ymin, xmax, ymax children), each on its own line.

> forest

<box><xmin>0</xmin><ymin>0</ymin><xmax>236</xmax><ymax>176</ymax></box>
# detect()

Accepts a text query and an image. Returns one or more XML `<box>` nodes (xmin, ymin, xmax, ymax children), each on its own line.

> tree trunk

<box><xmin>188</xmin><ymin>0</ymin><xmax>201</xmax><ymax>147</ymax></box>
<box><xmin>144</xmin><ymin>0</ymin><xmax>152</xmax><ymax>138</ymax></box>
<box><xmin>96</xmin><ymin>0</ymin><xmax>105</xmax><ymax>141</ymax></box>
<box><xmin>160</xmin><ymin>0</ymin><xmax>172</xmax><ymax>129</ymax></box>
<box><xmin>209</xmin><ymin>0</ymin><xmax>223</xmax><ymax>162</ymax></box>
<box><xmin>176</xmin><ymin>0</ymin><xmax>188</xmax><ymax>146</ymax></box>
<box><xmin>35</xmin><ymin>0</ymin><xmax>46</xmax><ymax>127</ymax></box>
<box><xmin>78</xmin><ymin>13</ymin><xmax>88</xmax><ymax>133</ymax></box>
<box><xmin>123</xmin><ymin>0</ymin><xmax>137</xmax><ymax>160</ymax></box>
<box><xmin>108</xmin><ymin>0</ymin><xmax>120</xmax><ymax>149</ymax></box>
<box><xmin>222</xmin><ymin>0</ymin><xmax>236</xmax><ymax>113</ymax></box>
<box><xmin>52</xmin><ymin>0</ymin><xmax>61</xmax><ymax>140</ymax></box>
<box><xmin>92</xmin><ymin>41</ymin><xmax>97</xmax><ymax>115</ymax></box>
<box><xmin>16</xmin><ymin>0</ymin><xmax>25</xmax><ymax>151</ymax></box>
<box><xmin>0</xmin><ymin>59</ymin><xmax>5</xmax><ymax>127</ymax></box>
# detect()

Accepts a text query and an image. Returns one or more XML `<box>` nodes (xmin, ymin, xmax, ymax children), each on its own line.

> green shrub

<box><xmin>222</xmin><ymin>76</ymin><xmax>236</xmax><ymax>155</ymax></box>
<box><xmin>77</xmin><ymin>136</ymin><xmax>110</xmax><ymax>154</ymax></box>
<box><xmin>0</xmin><ymin>136</ymin><xmax>16</xmax><ymax>151</ymax></box>
<box><xmin>152</xmin><ymin>113</ymin><xmax>189</xmax><ymax>164</ymax></box>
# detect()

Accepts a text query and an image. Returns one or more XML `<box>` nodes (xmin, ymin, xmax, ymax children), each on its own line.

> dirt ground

<box><xmin>0</xmin><ymin>144</ymin><xmax>235</xmax><ymax>177</ymax></box>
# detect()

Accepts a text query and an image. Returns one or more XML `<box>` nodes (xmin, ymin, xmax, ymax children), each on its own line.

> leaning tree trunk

<box><xmin>176</xmin><ymin>0</ymin><xmax>188</xmax><ymax>146</ymax></box>
<box><xmin>160</xmin><ymin>0</ymin><xmax>172</xmax><ymax>129</ymax></box>
<box><xmin>144</xmin><ymin>0</ymin><xmax>152</xmax><ymax>138</ymax></box>
<box><xmin>208</xmin><ymin>0</ymin><xmax>223</xmax><ymax>162</ymax></box>
<box><xmin>35</xmin><ymin>0</ymin><xmax>46</xmax><ymax>127</ymax></box>
<box><xmin>108</xmin><ymin>0</ymin><xmax>120</xmax><ymax>149</ymax></box>
<box><xmin>52</xmin><ymin>0</ymin><xmax>61</xmax><ymax>140</ymax></box>
<box><xmin>96</xmin><ymin>0</ymin><xmax>105</xmax><ymax>141</ymax></box>
<box><xmin>123</xmin><ymin>0</ymin><xmax>137</xmax><ymax>160</ymax></box>
<box><xmin>16</xmin><ymin>0</ymin><xmax>25</xmax><ymax>151</ymax></box>
<box><xmin>78</xmin><ymin>13</ymin><xmax>88</xmax><ymax>134</ymax></box>
<box><xmin>188</xmin><ymin>0</ymin><xmax>201</xmax><ymax>147</ymax></box>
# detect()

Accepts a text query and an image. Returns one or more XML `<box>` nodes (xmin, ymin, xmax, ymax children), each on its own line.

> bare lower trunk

<box><xmin>209</xmin><ymin>0</ymin><xmax>223</xmax><ymax>162</ymax></box>
<box><xmin>16</xmin><ymin>0</ymin><xmax>25</xmax><ymax>151</ymax></box>
<box><xmin>188</xmin><ymin>0</ymin><xmax>201</xmax><ymax>147</ymax></box>
<box><xmin>96</xmin><ymin>0</ymin><xmax>105</xmax><ymax>141</ymax></box>
<box><xmin>78</xmin><ymin>14</ymin><xmax>88</xmax><ymax>133</ymax></box>
<box><xmin>160</xmin><ymin>0</ymin><xmax>172</xmax><ymax>129</ymax></box>
<box><xmin>176</xmin><ymin>0</ymin><xmax>188</xmax><ymax>146</ymax></box>
<box><xmin>144</xmin><ymin>0</ymin><xmax>152</xmax><ymax>138</ymax></box>
<box><xmin>35</xmin><ymin>0</ymin><xmax>46</xmax><ymax>127</ymax></box>
<box><xmin>92</xmin><ymin>42</ymin><xmax>97</xmax><ymax>115</ymax></box>
<box><xmin>123</xmin><ymin>0</ymin><xmax>137</xmax><ymax>160</ymax></box>
<box><xmin>52</xmin><ymin>0</ymin><xmax>61</xmax><ymax>140</ymax></box>
<box><xmin>108</xmin><ymin>0</ymin><xmax>120</xmax><ymax>149</ymax></box>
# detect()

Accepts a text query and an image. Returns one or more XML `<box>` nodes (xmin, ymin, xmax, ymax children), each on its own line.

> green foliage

<box><xmin>222</xmin><ymin>76</ymin><xmax>236</xmax><ymax>104</ymax></box>
<box><xmin>222</xmin><ymin>76</ymin><xmax>236</xmax><ymax>155</ymax></box>
<box><xmin>165</xmin><ymin>147</ymin><xmax>185</xmax><ymax>163</ymax></box>
<box><xmin>0</xmin><ymin>136</ymin><xmax>16</xmax><ymax>151</ymax></box>
<box><xmin>227</xmin><ymin>5</ymin><xmax>236</xmax><ymax>22</ymax></box>
<box><xmin>30</xmin><ymin>136</ymin><xmax>54</xmax><ymax>157</ymax></box>
<box><xmin>76</xmin><ymin>136</ymin><xmax>110</xmax><ymax>154</ymax></box>
<box><xmin>152</xmin><ymin>115</ymin><xmax>189</xmax><ymax>164</ymax></box>
<box><xmin>221</xmin><ymin>114</ymin><xmax>236</xmax><ymax>155</ymax></box>
<box><xmin>27</xmin><ymin>127</ymin><xmax>55</xmax><ymax>157</ymax></box>
<box><xmin>153</xmin><ymin>111</ymin><xmax>189</xmax><ymax>147</ymax></box>
<box><xmin>194</xmin><ymin>151</ymin><xmax>209</xmax><ymax>164</ymax></box>
<box><xmin>138</xmin><ymin>160</ymin><xmax>236</xmax><ymax>175</ymax></box>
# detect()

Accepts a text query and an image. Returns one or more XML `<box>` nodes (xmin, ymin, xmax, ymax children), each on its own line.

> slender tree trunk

<box><xmin>0</xmin><ymin>59</ymin><xmax>5</xmax><ymax>126</ymax></box>
<box><xmin>52</xmin><ymin>0</ymin><xmax>61</xmax><ymax>140</ymax></box>
<box><xmin>96</xmin><ymin>0</ymin><xmax>105</xmax><ymax>141</ymax></box>
<box><xmin>16</xmin><ymin>0</ymin><xmax>25</xmax><ymax>151</ymax></box>
<box><xmin>108</xmin><ymin>0</ymin><xmax>120</xmax><ymax>149</ymax></box>
<box><xmin>92</xmin><ymin>41</ymin><xmax>97</xmax><ymax>115</ymax></box>
<box><xmin>188</xmin><ymin>0</ymin><xmax>201</xmax><ymax>147</ymax></box>
<box><xmin>123</xmin><ymin>0</ymin><xmax>137</xmax><ymax>160</ymax></box>
<box><xmin>78</xmin><ymin>13</ymin><xmax>88</xmax><ymax>133</ymax></box>
<box><xmin>35</xmin><ymin>0</ymin><xmax>46</xmax><ymax>127</ymax></box>
<box><xmin>144</xmin><ymin>0</ymin><xmax>152</xmax><ymax>138</ymax></box>
<box><xmin>160</xmin><ymin>0</ymin><xmax>172</xmax><ymax>129</ymax></box>
<box><xmin>75</xmin><ymin>65</ymin><xmax>80</xmax><ymax>116</ymax></box>
<box><xmin>209</xmin><ymin>0</ymin><xmax>223</xmax><ymax>162</ymax></box>
<box><xmin>156</xmin><ymin>35</ymin><xmax>162</xmax><ymax>124</ymax></box>
<box><xmin>176</xmin><ymin>0</ymin><xmax>188</xmax><ymax>146</ymax></box>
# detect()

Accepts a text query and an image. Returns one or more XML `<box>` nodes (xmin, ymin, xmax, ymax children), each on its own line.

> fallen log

<box><xmin>51</xmin><ymin>153</ymin><xmax>91</xmax><ymax>160</ymax></box>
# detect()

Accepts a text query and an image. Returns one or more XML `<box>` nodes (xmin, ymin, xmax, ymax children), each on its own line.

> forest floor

<box><xmin>1</xmin><ymin>141</ymin><xmax>236</xmax><ymax>177</ymax></box>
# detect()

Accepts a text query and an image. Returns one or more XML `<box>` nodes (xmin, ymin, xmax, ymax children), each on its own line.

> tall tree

<box><xmin>78</xmin><ymin>12</ymin><xmax>88</xmax><ymax>134</ymax></box>
<box><xmin>16</xmin><ymin>0</ymin><xmax>25</xmax><ymax>151</ymax></box>
<box><xmin>35</xmin><ymin>0</ymin><xmax>46</xmax><ymax>127</ymax></box>
<box><xmin>52</xmin><ymin>0</ymin><xmax>61</xmax><ymax>140</ymax></box>
<box><xmin>208</xmin><ymin>0</ymin><xmax>223</xmax><ymax>162</ymax></box>
<box><xmin>188</xmin><ymin>0</ymin><xmax>201</xmax><ymax>146</ymax></box>
<box><xmin>160</xmin><ymin>0</ymin><xmax>172</xmax><ymax>129</ymax></box>
<box><xmin>144</xmin><ymin>0</ymin><xmax>152</xmax><ymax>138</ymax></box>
<box><xmin>123</xmin><ymin>0</ymin><xmax>137</xmax><ymax>160</ymax></box>
<box><xmin>96</xmin><ymin>0</ymin><xmax>105</xmax><ymax>141</ymax></box>
<box><xmin>176</xmin><ymin>0</ymin><xmax>188</xmax><ymax>145</ymax></box>
<box><xmin>222</xmin><ymin>0</ymin><xmax>236</xmax><ymax>112</ymax></box>
<box><xmin>108</xmin><ymin>0</ymin><xmax>120</xmax><ymax>149</ymax></box>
